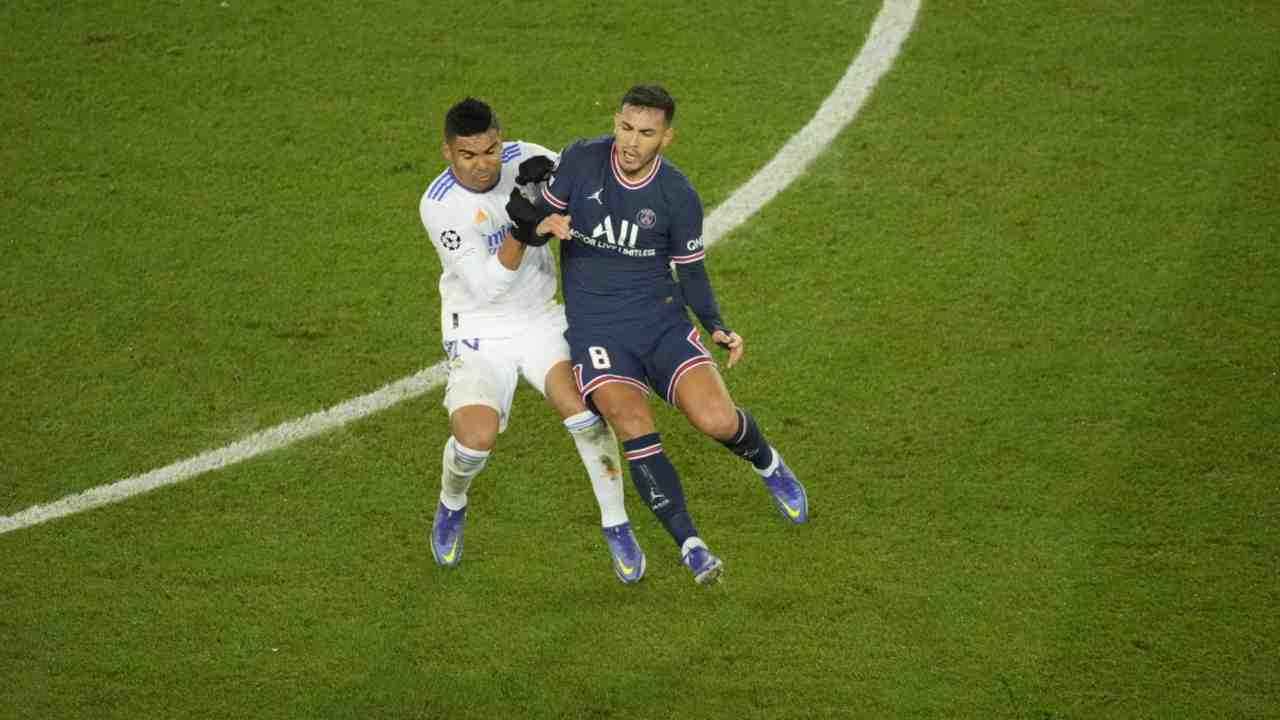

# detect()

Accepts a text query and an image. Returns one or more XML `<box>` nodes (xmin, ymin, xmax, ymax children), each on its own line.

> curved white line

<box><xmin>704</xmin><ymin>0</ymin><xmax>921</xmax><ymax>246</ymax></box>
<box><xmin>0</xmin><ymin>0</ymin><xmax>921</xmax><ymax>536</ymax></box>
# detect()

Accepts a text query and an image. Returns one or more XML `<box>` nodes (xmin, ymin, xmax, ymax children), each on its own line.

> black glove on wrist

<box><xmin>505</xmin><ymin>188</ymin><xmax>552</xmax><ymax>247</ymax></box>
<box><xmin>515</xmin><ymin>156</ymin><xmax>555</xmax><ymax>186</ymax></box>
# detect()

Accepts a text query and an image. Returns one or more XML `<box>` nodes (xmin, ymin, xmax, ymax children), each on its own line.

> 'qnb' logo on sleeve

<box><xmin>686</xmin><ymin>236</ymin><xmax>704</xmax><ymax>252</ymax></box>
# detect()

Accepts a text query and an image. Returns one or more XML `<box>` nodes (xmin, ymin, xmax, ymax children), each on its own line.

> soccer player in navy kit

<box><xmin>506</xmin><ymin>85</ymin><xmax>809</xmax><ymax>584</ymax></box>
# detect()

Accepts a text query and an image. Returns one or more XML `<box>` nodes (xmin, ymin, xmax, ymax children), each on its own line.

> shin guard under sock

<box><xmin>623</xmin><ymin>433</ymin><xmax>698</xmax><ymax>548</ymax></box>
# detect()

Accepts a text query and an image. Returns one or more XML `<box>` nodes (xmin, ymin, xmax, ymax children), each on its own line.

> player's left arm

<box><xmin>676</xmin><ymin>259</ymin><xmax>744</xmax><ymax>368</ymax></box>
<box><xmin>505</xmin><ymin>144</ymin><xmax>572</xmax><ymax>244</ymax></box>
<box><xmin>495</xmin><ymin>233</ymin><xmax>528</xmax><ymax>270</ymax></box>
<box><xmin>670</xmin><ymin>189</ymin><xmax>745</xmax><ymax>367</ymax></box>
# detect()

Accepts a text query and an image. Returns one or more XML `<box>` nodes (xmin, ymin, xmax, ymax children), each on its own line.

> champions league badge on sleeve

<box><xmin>441</xmin><ymin>229</ymin><xmax>462</xmax><ymax>250</ymax></box>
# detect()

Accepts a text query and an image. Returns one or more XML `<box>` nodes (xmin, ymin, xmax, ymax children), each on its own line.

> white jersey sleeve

<box><xmin>419</xmin><ymin>141</ymin><xmax>561</xmax><ymax>340</ymax></box>
<box><xmin>423</xmin><ymin>199</ymin><xmax>516</xmax><ymax>304</ymax></box>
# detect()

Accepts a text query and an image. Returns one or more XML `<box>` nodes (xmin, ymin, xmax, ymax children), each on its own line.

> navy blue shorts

<box><xmin>568</xmin><ymin>318</ymin><xmax>715</xmax><ymax>407</ymax></box>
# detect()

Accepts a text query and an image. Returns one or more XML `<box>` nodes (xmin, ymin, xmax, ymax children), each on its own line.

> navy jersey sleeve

<box><xmin>668</xmin><ymin>185</ymin><xmax>705</xmax><ymax>264</ymax></box>
<box><xmin>538</xmin><ymin>141</ymin><xmax>582</xmax><ymax>213</ymax></box>
<box><xmin>668</xmin><ymin>185</ymin><xmax>726</xmax><ymax>334</ymax></box>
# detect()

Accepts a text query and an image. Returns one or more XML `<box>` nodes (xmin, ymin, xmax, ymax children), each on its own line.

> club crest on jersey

<box><xmin>636</xmin><ymin>208</ymin><xmax>657</xmax><ymax>229</ymax></box>
<box><xmin>441</xmin><ymin>229</ymin><xmax>462</xmax><ymax>250</ymax></box>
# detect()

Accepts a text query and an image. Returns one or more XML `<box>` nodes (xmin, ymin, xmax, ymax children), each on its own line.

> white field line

<box><xmin>0</xmin><ymin>0</ymin><xmax>920</xmax><ymax>536</ymax></box>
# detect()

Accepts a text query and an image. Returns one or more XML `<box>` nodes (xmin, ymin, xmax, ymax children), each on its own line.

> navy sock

<box><xmin>719</xmin><ymin>408</ymin><xmax>775</xmax><ymax>471</ymax></box>
<box><xmin>623</xmin><ymin>433</ymin><xmax>698</xmax><ymax>548</ymax></box>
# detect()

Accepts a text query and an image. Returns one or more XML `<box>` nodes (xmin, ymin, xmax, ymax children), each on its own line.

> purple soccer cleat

<box><xmin>431</xmin><ymin>501</ymin><xmax>467</xmax><ymax>567</ymax></box>
<box><xmin>681</xmin><ymin>539</ymin><xmax>723</xmax><ymax>585</ymax></box>
<box><xmin>602</xmin><ymin>522</ymin><xmax>646</xmax><ymax>584</ymax></box>
<box><xmin>763</xmin><ymin>457</ymin><xmax>809</xmax><ymax>524</ymax></box>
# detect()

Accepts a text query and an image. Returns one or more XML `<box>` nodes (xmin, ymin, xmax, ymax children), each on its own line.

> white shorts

<box><xmin>441</xmin><ymin>303</ymin><xmax>570</xmax><ymax>433</ymax></box>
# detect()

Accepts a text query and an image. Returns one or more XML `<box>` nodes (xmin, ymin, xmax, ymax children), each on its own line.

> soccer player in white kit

<box><xmin>418</xmin><ymin>98</ymin><xmax>645</xmax><ymax>583</ymax></box>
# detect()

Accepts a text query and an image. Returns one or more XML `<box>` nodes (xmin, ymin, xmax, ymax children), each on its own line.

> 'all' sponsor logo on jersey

<box><xmin>592</xmin><ymin>215</ymin><xmax>639</xmax><ymax>248</ymax></box>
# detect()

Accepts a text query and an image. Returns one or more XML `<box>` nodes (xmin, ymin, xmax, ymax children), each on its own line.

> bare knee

<box><xmin>449</xmin><ymin>405</ymin><xmax>500</xmax><ymax>451</ymax></box>
<box><xmin>673</xmin><ymin>365</ymin><xmax>738</xmax><ymax>440</ymax></box>
<box><xmin>603</xmin><ymin>406</ymin><xmax>654</xmax><ymax>440</ymax></box>
<box><xmin>591</xmin><ymin>385</ymin><xmax>654</xmax><ymax>441</ymax></box>
<box><xmin>543</xmin><ymin>361</ymin><xmax>588</xmax><ymax>420</ymax></box>
<box><xmin>686</xmin><ymin>403</ymin><xmax>739</xmax><ymax>441</ymax></box>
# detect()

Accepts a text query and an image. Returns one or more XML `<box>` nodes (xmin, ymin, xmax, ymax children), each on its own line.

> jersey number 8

<box><xmin>588</xmin><ymin>346</ymin><xmax>612</xmax><ymax>370</ymax></box>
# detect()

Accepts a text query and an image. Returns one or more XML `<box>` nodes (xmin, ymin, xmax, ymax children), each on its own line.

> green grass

<box><xmin>1</xmin><ymin>0</ymin><xmax>879</xmax><ymax>512</ymax></box>
<box><xmin>3</xmin><ymin>1</ymin><xmax>1279</xmax><ymax>718</ymax></box>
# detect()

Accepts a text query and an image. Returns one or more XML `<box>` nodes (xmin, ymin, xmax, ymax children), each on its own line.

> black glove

<box><xmin>505</xmin><ymin>188</ymin><xmax>552</xmax><ymax>247</ymax></box>
<box><xmin>515</xmin><ymin>156</ymin><xmax>555</xmax><ymax>186</ymax></box>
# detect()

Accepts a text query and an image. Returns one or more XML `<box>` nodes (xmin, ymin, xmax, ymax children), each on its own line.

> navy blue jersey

<box><xmin>541</xmin><ymin>135</ymin><xmax>710</xmax><ymax>331</ymax></box>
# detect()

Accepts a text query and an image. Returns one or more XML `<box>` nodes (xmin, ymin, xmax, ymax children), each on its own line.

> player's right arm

<box><xmin>506</xmin><ymin>143</ymin><xmax>580</xmax><ymax>243</ymax></box>
<box><xmin>420</xmin><ymin>200</ymin><xmax>519</xmax><ymax>303</ymax></box>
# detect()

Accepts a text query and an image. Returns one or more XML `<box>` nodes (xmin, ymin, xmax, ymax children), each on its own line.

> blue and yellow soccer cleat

<box><xmin>602</xmin><ymin>522</ymin><xmax>646</xmax><ymax>584</ymax></box>
<box><xmin>763</xmin><ymin>458</ymin><xmax>809</xmax><ymax>524</ymax></box>
<box><xmin>430</xmin><ymin>502</ymin><xmax>467</xmax><ymax>567</ymax></box>
<box><xmin>681</xmin><ymin>540</ymin><xmax>723</xmax><ymax>585</ymax></box>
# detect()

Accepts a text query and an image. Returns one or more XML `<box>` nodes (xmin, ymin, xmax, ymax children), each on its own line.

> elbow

<box><xmin>466</xmin><ymin>275</ymin><xmax>504</xmax><ymax>303</ymax></box>
<box><xmin>473</xmin><ymin>277</ymin><xmax>515</xmax><ymax>304</ymax></box>
<box><xmin>477</xmin><ymin>258</ymin><xmax>518</xmax><ymax>302</ymax></box>
<box><xmin>458</xmin><ymin>257</ymin><xmax>517</xmax><ymax>303</ymax></box>
<box><xmin>478</xmin><ymin>285</ymin><xmax>507</xmax><ymax>304</ymax></box>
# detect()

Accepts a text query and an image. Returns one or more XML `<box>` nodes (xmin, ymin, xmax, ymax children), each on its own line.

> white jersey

<box><xmin>419</xmin><ymin>141</ymin><xmax>559</xmax><ymax>339</ymax></box>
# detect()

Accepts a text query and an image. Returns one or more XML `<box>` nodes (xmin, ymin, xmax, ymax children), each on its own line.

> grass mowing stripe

<box><xmin>0</xmin><ymin>0</ymin><xmax>920</xmax><ymax>536</ymax></box>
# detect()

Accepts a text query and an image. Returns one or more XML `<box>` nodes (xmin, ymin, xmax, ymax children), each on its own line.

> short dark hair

<box><xmin>444</xmin><ymin>97</ymin><xmax>500</xmax><ymax>142</ymax></box>
<box><xmin>620</xmin><ymin>85</ymin><xmax>676</xmax><ymax>125</ymax></box>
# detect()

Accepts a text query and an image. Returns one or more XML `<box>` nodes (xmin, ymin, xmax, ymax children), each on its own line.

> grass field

<box><xmin>3</xmin><ymin>1</ymin><xmax>1278</xmax><ymax>718</ymax></box>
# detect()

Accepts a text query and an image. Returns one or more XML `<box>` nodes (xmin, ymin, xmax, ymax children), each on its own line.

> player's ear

<box><xmin>441</xmin><ymin>141</ymin><xmax>452</xmax><ymax>164</ymax></box>
<box><xmin>660</xmin><ymin>125</ymin><xmax>674</xmax><ymax>151</ymax></box>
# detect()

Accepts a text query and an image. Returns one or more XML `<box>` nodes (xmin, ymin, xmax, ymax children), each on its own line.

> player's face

<box><xmin>443</xmin><ymin>128</ymin><xmax>502</xmax><ymax>192</ymax></box>
<box><xmin>613</xmin><ymin>105</ymin><xmax>672</xmax><ymax>179</ymax></box>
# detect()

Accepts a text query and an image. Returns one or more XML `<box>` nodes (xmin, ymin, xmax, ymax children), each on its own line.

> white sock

<box><xmin>680</xmin><ymin>536</ymin><xmax>707</xmax><ymax>558</ymax></box>
<box><xmin>439</xmin><ymin>436</ymin><xmax>489</xmax><ymax>511</ymax></box>
<box><xmin>564</xmin><ymin>410</ymin><xmax>628</xmax><ymax>527</ymax></box>
<box><xmin>754</xmin><ymin>447</ymin><xmax>782</xmax><ymax>477</ymax></box>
